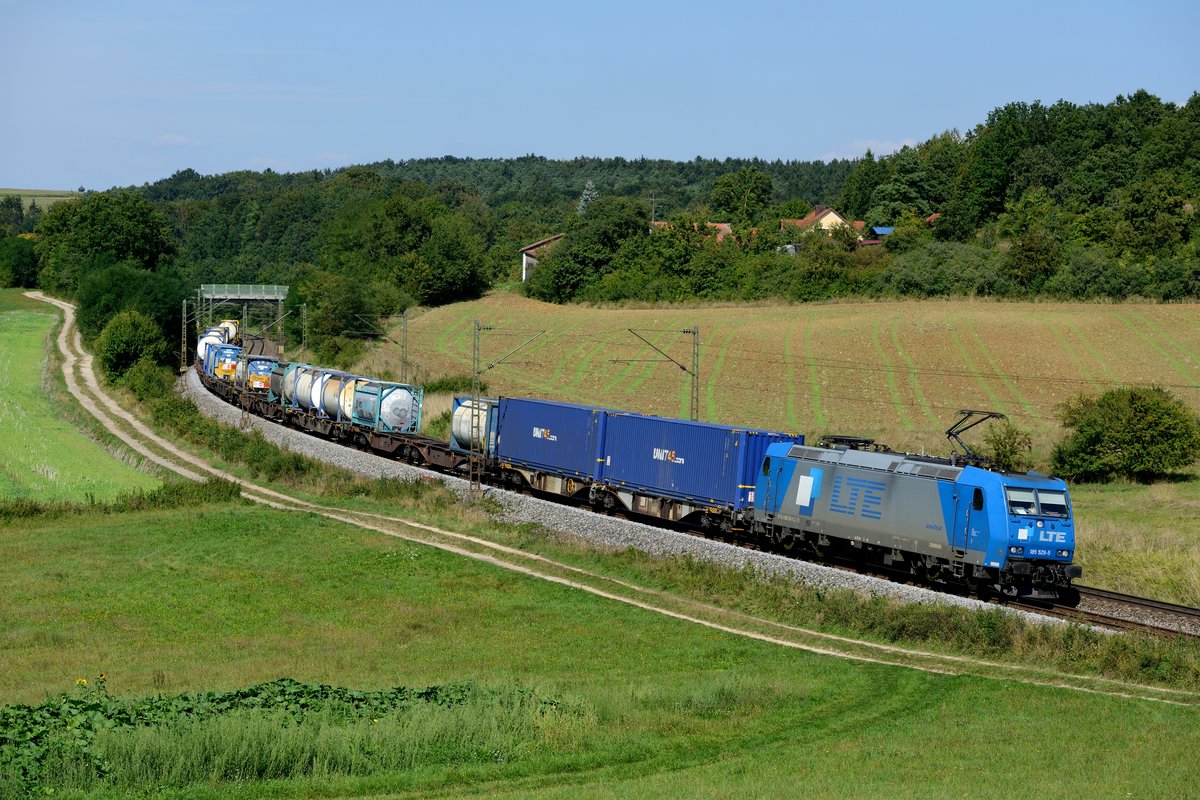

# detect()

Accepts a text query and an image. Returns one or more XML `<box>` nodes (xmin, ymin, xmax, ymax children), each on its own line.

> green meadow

<box><xmin>1</xmin><ymin>504</ymin><xmax>1197</xmax><ymax>798</ymax></box>
<box><xmin>0</xmin><ymin>290</ymin><xmax>158</xmax><ymax>501</ymax></box>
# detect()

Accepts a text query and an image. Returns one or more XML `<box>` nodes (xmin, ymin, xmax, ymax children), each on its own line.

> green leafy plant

<box><xmin>95</xmin><ymin>309</ymin><xmax>168</xmax><ymax>380</ymax></box>
<box><xmin>1</xmin><ymin>677</ymin><xmax>558</xmax><ymax>796</ymax></box>
<box><xmin>1052</xmin><ymin>386</ymin><xmax>1200</xmax><ymax>481</ymax></box>
<box><xmin>984</xmin><ymin>420</ymin><xmax>1034</xmax><ymax>473</ymax></box>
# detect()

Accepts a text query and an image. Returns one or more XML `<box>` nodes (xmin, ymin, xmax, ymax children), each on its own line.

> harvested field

<box><xmin>354</xmin><ymin>294</ymin><xmax>1200</xmax><ymax>458</ymax></box>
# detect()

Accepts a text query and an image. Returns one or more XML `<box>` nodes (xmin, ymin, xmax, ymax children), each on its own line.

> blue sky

<box><xmin>4</xmin><ymin>0</ymin><xmax>1197</xmax><ymax>190</ymax></box>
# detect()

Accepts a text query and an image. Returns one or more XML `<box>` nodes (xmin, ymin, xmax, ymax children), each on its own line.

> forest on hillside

<box><xmin>1</xmin><ymin>90</ymin><xmax>1197</xmax><ymax>364</ymax></box>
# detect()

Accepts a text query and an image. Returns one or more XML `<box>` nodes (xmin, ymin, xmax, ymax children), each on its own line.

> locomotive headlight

<box><xmin>1008</xmin><ymin>546</ymin><xmax>1023</xmax><ymax>555</ymax></box>
<box><xmin>1057</xmin><ymin>549</ymin><xmax>1071</xmax><ymax>558</ymax></box>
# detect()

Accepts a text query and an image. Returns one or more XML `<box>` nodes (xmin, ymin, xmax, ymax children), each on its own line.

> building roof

<box><xmin>871</xmin><ymin>226</ymin><xmax>894</xmax><ymax>235</ymax></box>
<box><xmin>925</xmin><ymin>212</ymin><xmax>941</xmax><ymax>224</ymax></box>
<box><xmin>518</xmin><ymin>233</ymin><xmax>565</xmax><ymax>256</ymax></box>
<box><xmin>706</xmin><ymin>222</ymin><xmax>732</xmax><ymax>241</ymax></box>
<box><xmin>651</xmin><ymin>220</ymin><xmax>733</xmax><ymax>242</ymax></box>
<box><xmin>781</xmin><ymin>206</ymin><xmax>849</xmax><ymax>230</ymax></box>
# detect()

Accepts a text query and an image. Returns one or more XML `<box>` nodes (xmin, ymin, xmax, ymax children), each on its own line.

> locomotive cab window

<box><xmin>1005</xmin><ymin>488</ymin><xmax>1037</xmax><ymax>515</ymax></box>
<box><xmin>1037</xmin><ymin>489</ymin><xmax>1069</xmax><ymax>518</ymax></box>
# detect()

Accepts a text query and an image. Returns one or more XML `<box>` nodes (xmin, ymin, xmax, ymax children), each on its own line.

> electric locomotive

<box><xmin>750</xmin><ymin>419</ymin><xmax>1080</xmax><ymax>599</ymax></box>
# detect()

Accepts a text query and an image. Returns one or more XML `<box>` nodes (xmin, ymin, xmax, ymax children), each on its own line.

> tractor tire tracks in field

<box><xmin>25</xmin><ymin>292</ymin><xmax>1200</xmax><ymax>708</ymax></box>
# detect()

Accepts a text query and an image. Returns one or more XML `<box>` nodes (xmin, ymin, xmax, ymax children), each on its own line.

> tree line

<box><xmin>1</xmin><ymin>89</ymin><xmax>1197</xmax><ymax>369</ymax></box>
<box><xmin>531</xmin><ymin>90</ymin><xmax>1200</xmax><ymax>303</ymax></box>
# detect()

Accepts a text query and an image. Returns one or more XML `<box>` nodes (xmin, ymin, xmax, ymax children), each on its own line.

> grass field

<box><xmin>0</xmin><ymin>291</ymin><xmax>159</xmax><ymax>501</ymax></box>
<box><xmin>0</xmin><ymin>187</ymin><xmax>81</xmax><ymax>210</ymax></box>
<box><xmin>3</xmin><ymin>504</ymin><xmax>1198</xmax><ymax>798</ymax></box>
<box><xmin>354</xmin><ymin>292</ymin><xmax>1200</xmax><ymax>606</ymax></box>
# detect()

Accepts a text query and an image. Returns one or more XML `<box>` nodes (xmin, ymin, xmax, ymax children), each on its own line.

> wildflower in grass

<box><xmin>76</xmin><ymin>677</ymin><xmax>88</xmax><ymax>686</ymax></box>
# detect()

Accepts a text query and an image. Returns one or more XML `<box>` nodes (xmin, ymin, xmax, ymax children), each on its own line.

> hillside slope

<box><xmin>360</xmin><ymin>294</ymin><xmax>1200</xmax><ymax>455</ymax></box>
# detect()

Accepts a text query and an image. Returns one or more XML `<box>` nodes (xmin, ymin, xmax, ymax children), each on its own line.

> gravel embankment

<box><xmin>182</xmin><ymin>371</ymin><xmax>1066</xmax><ymax>623</ymax></box>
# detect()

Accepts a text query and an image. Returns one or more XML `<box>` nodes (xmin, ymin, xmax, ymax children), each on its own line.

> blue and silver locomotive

<box><xmin>750</xmin><ymin>434</ymin><xmax>1080</xmax><ymax>599</ymax></box>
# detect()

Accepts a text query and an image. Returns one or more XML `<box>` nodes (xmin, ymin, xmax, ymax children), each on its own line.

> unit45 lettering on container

<box><xmin>652</xmin><ymin>448</ymin><xmax>685</xmax><ymax>464</ymax></box>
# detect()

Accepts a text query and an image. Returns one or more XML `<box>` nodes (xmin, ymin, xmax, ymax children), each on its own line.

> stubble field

<box><xmin>360</xmin><ymin>293</ymin><xmax>1200</xmax><ymax>458</ymax></box>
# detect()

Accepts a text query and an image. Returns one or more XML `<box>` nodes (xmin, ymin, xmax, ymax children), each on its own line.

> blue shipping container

<box><xmin>598</xmin><ymin>413</ymin><xmax>802</xmax><ymax>510</ymax></box>
<box><xmin>494</xmin><ymin>397</ymin><xmax>609</xmax><ymax>479</ymax></box>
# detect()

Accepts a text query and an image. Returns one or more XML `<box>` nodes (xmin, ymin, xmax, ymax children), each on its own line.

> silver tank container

<box><xmin>353</xmin><ymin>383</ymin><xmax>417</xmax><ymax>430</ymax></box>
<box><xmin>452</xmin><ymin>400</ymin><xmax>491</xmax><ymax>451</ymax></box>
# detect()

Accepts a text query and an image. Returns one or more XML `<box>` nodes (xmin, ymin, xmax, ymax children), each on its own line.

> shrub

<box><xmin>1052</xmin><ymin>386</ymin><xmax>1200</xmax><ymax>481</ymax></box>
<box><xmin>120</xmin><ymin>356</ymin><xmax>175</xmax><ymax>402</ymax></box>
<box><xmin>96</xmin><ymin>310</ymin><xmax>169</xmax><ymax>380</ymax></box>
<box><xmin>423</xmin><ymin>374</ymin><xmax>485</xmax><ymax>394</ymax></box>
<box><xmin>984</xmin><ymin>420</ymin><xmax>1034</xmax><ymax>473</ymax></box>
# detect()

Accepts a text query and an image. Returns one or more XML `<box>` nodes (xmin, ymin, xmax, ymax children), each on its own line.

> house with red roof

<box><xmin>780</xmin><ymin>206</ymin><xmax>864</xmax><ymax>235</ymax></box>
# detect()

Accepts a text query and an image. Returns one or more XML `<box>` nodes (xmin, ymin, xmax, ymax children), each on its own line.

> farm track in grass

<box><xmin>386</xmin><ymin>294</ymin><xmax>1200</xmax><ymax>454</ymax></box>
<box><xmin>891</xmin><ymin>314</ymin><xmax>938</xmax><ymax>429</ymax></box>
<box><xmin>0</xmin><ymin>292</ymin><xmax>159</xmax><ymax>501</ymax></box>
<box><xmin>26</xmin><ymin>290</ymin><xmax>1200</xmax><ymax>708</ymax></box>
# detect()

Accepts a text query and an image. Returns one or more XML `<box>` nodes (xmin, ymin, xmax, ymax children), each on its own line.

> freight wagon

<box><xmin>455</xmin><ymin>395</ymin><xmax>803</xmax><ymax>529</ymax></box>
<box><xmin>596</xmin><ymin>413</ymin><xmax>800</xmax><ymax>529</ymax></box>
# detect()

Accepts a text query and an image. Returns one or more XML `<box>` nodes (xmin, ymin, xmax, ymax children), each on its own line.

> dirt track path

<box><xmin>26</xmin><ymin>291</ymin><xmax>1200</xmax><ymax>707</ymax></box>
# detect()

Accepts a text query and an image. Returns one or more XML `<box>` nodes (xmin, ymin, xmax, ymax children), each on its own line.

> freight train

<box><xmin>194</xmin><ymin>328</ymin><xmax>1081</xmax><ymax>600</ymax></box>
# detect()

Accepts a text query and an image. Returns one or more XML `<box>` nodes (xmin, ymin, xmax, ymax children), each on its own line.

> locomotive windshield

<box><xmin>1037</xmin><ymin>490</ymin><xmax>1069</xmax><ymax>518</ymax></box>
<box><xmin>1005</xmin><ymin>487</ymin><xmax>1070</xmax><ymax>518</ymax></box>
<box><xmin>1005</xmin><ymin>488</ymin><xmax>1037</xmax><ymax>515</ymax></box>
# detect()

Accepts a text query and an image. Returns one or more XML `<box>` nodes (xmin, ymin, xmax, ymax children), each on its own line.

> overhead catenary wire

<box><xmin>480</xmin><ymin>328</ymin><xmax>1200</xmax><ymax>392</ymax></box>
<box><xmin>377</xmin><ymin>324</ymin><xmax>1194</xmax><ymax>426</ymax></box>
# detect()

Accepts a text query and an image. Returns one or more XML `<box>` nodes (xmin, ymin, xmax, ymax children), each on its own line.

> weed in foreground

<box><xmin>1</xmin><ymin>676</ymin><xmax>586</xmax><ymax>797</ymax></box>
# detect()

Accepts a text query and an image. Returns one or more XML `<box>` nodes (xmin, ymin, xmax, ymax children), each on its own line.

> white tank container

<box><xmin>321</xmin><ymin>373</ymin><xmax>357</xmax><ymax>419</ymax></box>
<box><xmin>295</xmin><ymin>368</ymin><xmax>316</xmax><ymax>410</ymax></box>
<box><xmin>311</xmin><ymin>371</ymin><xmax>334</xmax><ymax>413</ymax></box>
<box><xmin>452</xmin><ymin>400</ymin><xmax>491</xmax><ymax>451</ymax></box>
<box><xmin>282</xmin><ymin>366</ymin><xmax>300</xmax><ymax>403</ymax></box>
<box><xmin>196</xmin><ymin>330</ymin><xmax>224</xmax><ymax>363</ymax></box>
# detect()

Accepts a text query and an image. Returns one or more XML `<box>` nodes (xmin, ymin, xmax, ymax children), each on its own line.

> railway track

<box><xmin>1010</xmin><ymin>586</ymin><xmax>1200</xmax><ymax>640</ymax></box>
<box><xmin>240</xmin><ymin>333</ymin><xmax>277</xmax><ymax>357</ymax></box>
<box><xmin>192</xmin><ymin>355</ymin><xmax>1200</xmax><ymax>642</ymax></box>
<box><xmin>1073</xmin><ymin>586</ymin><xmax>1200</xmax><ymax>638</ymax></box>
